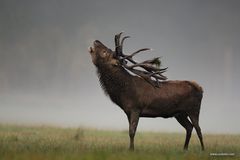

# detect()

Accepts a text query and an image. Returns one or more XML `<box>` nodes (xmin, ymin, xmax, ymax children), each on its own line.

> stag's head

<box><xmin>89</xmin><ymin>32</ymin><xmax>168</xmax><ymax>87</ymax></box>
<box><xmin>88</xmin><ymin>40</ymin><xmax>119</xmax><ymax>66</ymax></box>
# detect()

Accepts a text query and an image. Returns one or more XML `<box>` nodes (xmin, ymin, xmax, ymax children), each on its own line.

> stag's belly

<box><xmin>139</xmin><ymin>98</ymin><xmax>188</xmax><ymax>118</ymax></box>
<box><xmin>140</xmin><ymin>108</ymin><xmax>182</xmax><ymax>118</ymax></box>
<box><xmin>140</xmin><ymin>106</ymin><xmax>183</xmax><ymax>118</ymax></box>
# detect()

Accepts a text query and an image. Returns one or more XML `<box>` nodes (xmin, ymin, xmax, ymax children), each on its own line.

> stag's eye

<box><xmin>100</xmin><ymin>50</ymin><xmax>107</xmax><ymax>58</ymax></box>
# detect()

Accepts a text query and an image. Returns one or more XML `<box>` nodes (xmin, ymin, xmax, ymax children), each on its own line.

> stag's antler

<box><xmin>114</xmin><ymin>32</ymin><xmax>167</xmax><ymax>87</ymax></box>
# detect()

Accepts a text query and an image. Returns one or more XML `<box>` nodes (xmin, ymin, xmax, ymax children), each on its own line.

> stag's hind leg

<box><xmin>175</xmin><ymin>114</ymin><xmax>193</xmax><ymax>150</ymax></box>
<box><xmin>189</xmin><ymin>112</ymin><xmax>205</xmax><ymax>151</ymax></box>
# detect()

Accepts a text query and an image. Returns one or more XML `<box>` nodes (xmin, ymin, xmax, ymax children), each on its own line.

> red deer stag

<box><xmin>88</xmin><ymin>32</ymin><xmax>204</xmax><ymax>151</ymax></box>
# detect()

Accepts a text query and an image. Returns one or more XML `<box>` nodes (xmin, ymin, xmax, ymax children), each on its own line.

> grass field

<box><xmin>0</xmin><ymin>124</ymin><xmax>239</xmax><ymax>160</ymax></box>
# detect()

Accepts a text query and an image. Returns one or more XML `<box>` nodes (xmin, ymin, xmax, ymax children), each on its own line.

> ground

<box><xmin>0</xmin><ymin>124</ymin><xmax>239</xmax><ymax>160</ymax></box>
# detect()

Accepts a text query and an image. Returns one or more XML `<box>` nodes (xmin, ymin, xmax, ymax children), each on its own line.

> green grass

<box><xmin>0</xmin><ymin>124</ymin><xmax>239</xmax><ymax>160</ymax></box>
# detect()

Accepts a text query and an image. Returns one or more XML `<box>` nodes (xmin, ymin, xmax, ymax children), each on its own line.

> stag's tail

<box><xmin>186</xmin><ymin>81</ymin><xmax>203</xmax><ymax>101</ymax></box>
<box><xmin>188</xmin><ymin>81</ymin><xmax>203</xmax><ymax>93</ymax></box>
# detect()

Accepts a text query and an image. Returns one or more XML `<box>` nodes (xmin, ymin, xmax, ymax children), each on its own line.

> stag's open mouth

<box><xmin>88</xmin><ymin>46</ymin><xmax>94</xmax><ymax>54</ymax></box>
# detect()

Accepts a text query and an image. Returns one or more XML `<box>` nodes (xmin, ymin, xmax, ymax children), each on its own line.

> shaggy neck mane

<box><xmin>96</xmin><ymin>63</ymin><xmax>132</xmax><ymax>105</ymax></box>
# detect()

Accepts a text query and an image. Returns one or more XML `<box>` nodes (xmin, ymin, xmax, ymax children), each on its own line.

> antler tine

<box><xmin>131</xmin><ymin>48</ymin><xmax>152</xmax><ymax>57</ymax></box>
<box><xmin>123</xmin><ymin>63</ymin><xmax>155</xmax><ymax>85</ymax></box>
<box><xmin>115</xmin><ymin>32</ymin><xmax>123</xmax><ymax>46</ymax></box>
<box><xmin>115</xmin><ymin>32</ymin><xmax>123</xmax><ymax>56</ymax></box>
<box><xmin>122</xmin><ymin>48</ymin><xmax>151</xmax><ymax>60</ymax></box>
<box><xmin>120</xmin><ymin>36</ymin><xmax>130</xmax><ymax>49</ymax></box>
<box><xmin>127</xmin><ymin>60</ymin><xmax>167</xmax><ymax>72</ymax></box>
<box><xmin>120</xmin><ymin>48</ymin><xmax>151</xmax><ymax>66</ymax></box>
<box><xmin>152</xmin><ymin>73</ymin><xmax>167</xmax><ymax>80</ymax></box>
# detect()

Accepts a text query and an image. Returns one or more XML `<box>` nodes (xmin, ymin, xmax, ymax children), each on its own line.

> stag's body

<box><xmin>89</xmin><ymin>33</ymin><xmax>204</xmax><ymax>151</ymax></box>
<box><xmin>98</xmin><ymin>62</ymin><xmax>202</xmax><ymax>118</ymax></box>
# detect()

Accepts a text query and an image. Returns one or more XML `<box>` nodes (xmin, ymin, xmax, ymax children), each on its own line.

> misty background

<box><xmin>0</xmin><ymin>0</ymin><xmax>240</xmax><ymax>133</ymax></box>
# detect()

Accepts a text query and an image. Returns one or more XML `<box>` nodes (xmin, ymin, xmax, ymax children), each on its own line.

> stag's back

<box><xmin>132</xmin><ymin>79</ymin><xmax>203</xmax><ymax>109</ymax></box>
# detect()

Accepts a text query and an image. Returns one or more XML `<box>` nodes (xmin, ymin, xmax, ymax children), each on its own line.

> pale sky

<box><xmin>0</xmin><ymin>0</ymin><xmax>240</xmax><ymax>133</ymax></box>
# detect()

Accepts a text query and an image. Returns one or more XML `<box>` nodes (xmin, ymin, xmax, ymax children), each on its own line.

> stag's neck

<box><xmin>96</xmin><ymin>64</ymin><xmax>133</xmax><ymax>106</ymax></box>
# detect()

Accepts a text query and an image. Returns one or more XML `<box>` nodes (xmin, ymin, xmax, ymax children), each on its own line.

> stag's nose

<box><xmin>94</xmin><ymin>40</ymin><xmax>100</xmax><ymax>45</ymax></box>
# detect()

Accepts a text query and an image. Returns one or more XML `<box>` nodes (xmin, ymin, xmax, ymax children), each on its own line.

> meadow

<box><xmin>0</xmin><ymin>124</ymin><xmax>239</xmax><ymax>160</ymax></box>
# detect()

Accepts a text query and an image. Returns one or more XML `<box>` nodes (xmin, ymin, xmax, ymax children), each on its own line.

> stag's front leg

<box><xmin>127</xmin><ymin>110</ymin><xmax>140</xmax><ymax>151</ymax></box>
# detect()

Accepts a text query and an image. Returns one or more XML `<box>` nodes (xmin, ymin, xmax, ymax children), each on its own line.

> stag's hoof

<box><xmin>129</xmin><ymin>147</ymin><xmax>134</xmax><ymax>151</ymax></box>
<box><xmin>183</xmin><ymin>147</ymin><xmax>188</xmax><ymax>151</ymax></box>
